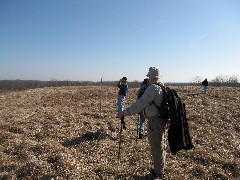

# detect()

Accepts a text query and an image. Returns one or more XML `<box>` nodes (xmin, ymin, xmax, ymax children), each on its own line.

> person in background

<box><xmin>117</xmin><ymin>77</ymin><xmax>128</xmax><ymax>112</ymax></box>
<box><xmin>202</xmin><ymin>78</ymin><xmax>208</xmax><ymax>94</ymax></box>
<box><xmin>116</xmin><ymin>67</ymin><xmax>168</xmax><ymax>179</ymax></box>
<box><xmin>137</xmin><ymin>78</ymin><xmax>150</xmax><ymax>139</ymax></box>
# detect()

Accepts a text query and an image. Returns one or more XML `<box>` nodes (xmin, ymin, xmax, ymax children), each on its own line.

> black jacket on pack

<box><xmin>167</xmin><ymin>89</ymin><xmax>194</xmax><ymax>155</ymax></box>
<box><xmin>152</xmin><ymin>84</ymin><xmax>194</xmax><ymax>155</ymax></box>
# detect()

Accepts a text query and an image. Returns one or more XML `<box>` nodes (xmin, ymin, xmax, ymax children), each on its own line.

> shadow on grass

<box><xmin>62</xmin><ymin>130</ymin><xmax>114</xmax><ymax>147</ymax></box>
<box><xmin>94</xmin><ymin>169</ymin><xmax>148</xmax><ymax>180</ymax></box>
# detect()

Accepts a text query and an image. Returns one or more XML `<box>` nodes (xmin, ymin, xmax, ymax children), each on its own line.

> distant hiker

<box><xmin>117</xmin><ymin>67</ymin><xmax>168</xmax><ymax>179</ymax></box>
<box><xmin>202</xmin><ymin>78</ymin><xmax>208</xmax><ymax>94</ymax></box>
<box><xmin>137</xmin><ymin>78</ymin><xmax>150</xmax><ymax>139</ymax></box>
<box><xmin>117</xmin><ymin>77</ymin><xmax>128</xmax><ymax>112</ymax></box>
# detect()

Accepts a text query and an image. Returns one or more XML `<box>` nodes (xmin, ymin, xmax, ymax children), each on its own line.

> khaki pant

<box><xmin>147</xmin><ymin>115</ymin><xmax>168</xmax><ymax>175</ymax></box>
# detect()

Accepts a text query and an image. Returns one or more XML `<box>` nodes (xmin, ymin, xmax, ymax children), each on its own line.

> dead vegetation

<box><xmin>0</xmin><ymin>86</ymin><xmax>239</xmax><ymax>179</ymax></box>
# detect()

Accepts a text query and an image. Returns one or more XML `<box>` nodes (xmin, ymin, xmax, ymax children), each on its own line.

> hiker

<box><xmin>116</xmin><ymin>67</ymin><xmax>168</xmax><ymax>179</ymax></box>
<box><xmin>117</xmin><ymin>77</ymin><xmax>128</xmax><ymax>112</ymax></box>
<box><xmin>202</xmin><ymin>78</ymin><xmax>208</xmax><ymax>94</ymax></box>
<box><xmin>137</xmin><ymin>78</ymin><xmax>150</xmax><ymax>139</ymax></box>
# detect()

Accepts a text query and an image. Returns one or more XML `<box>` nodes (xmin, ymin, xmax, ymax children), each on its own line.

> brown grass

<box><xmin>0</xmin><ymin>86</ymin><xmax>239</xmax><ymax>179</ymax></box>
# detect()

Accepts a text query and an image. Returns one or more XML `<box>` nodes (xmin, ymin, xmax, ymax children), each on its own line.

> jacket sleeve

<box><xmin>123</xmin><ymin>84</ymin><xmax>159</xmax><ymax>116</ymax></box>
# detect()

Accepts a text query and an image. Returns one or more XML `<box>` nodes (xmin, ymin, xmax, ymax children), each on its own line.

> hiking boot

<box><xmin>146</xmin><ymin>169</ymin><xmax>164</xmax><ymax>180</ymax></box>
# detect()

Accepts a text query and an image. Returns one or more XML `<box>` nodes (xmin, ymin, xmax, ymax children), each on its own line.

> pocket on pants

<box><xmin>148</xmin><ymin>117</ymin><xmax>167</xmax><ymax>132</ymax></box>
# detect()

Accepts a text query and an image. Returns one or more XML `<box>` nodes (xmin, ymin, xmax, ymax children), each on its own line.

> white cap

<box><xmin>146</xmin><ymin>67</ymin><xmax>160</xmax><ymax>78</ymax></box>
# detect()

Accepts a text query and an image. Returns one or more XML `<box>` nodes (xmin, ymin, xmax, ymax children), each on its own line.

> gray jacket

<box><xmin>123</xmin><ymin>83</ymin><xmax>164</xmax><ymax>117</ymax></box>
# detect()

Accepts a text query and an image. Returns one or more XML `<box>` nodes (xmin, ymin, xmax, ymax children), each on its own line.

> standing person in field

<box><xmin>137</xmin><ymin>78</ymin><xmax>150</xmax><ymax>139</ymax></box>
<box><xmin>116</xmin><ymin>67</ymin><xmax>168</xmax><ymax>179</ymax></box>
<box><xmin>202</xmin><ymin>78</ymin><xmax>208</xmax><ymax>94</ymax></box>
<box><xmin>117</xmin><ymin>77</ymin><xmax>128</xmax><ymax>112</ymax></box>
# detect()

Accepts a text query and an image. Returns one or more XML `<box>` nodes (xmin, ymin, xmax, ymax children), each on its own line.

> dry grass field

<box><xmin>0</xmin><ymin>86</ymin><xmax>239</xmax><ymax>179</ymax></box>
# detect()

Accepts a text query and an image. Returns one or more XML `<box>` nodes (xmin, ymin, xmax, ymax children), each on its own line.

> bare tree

<box><xmin>191</xmin><ymin>76</ymin><xmax>203</xmax><ymax>85</ymax></box>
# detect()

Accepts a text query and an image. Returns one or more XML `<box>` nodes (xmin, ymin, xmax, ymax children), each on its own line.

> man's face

<box><xmin>148</xmin><ymin>78</ymin><xmax>153</xmax><ymax>84</ymax></box>
<box><xmin>121</xmin><ymin>79</ymin><xmax>127</xmax><ymax>84</ymax></box>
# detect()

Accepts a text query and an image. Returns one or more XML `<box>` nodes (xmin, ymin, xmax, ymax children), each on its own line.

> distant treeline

<box><xmin>0</xmin><ymin>77</ymin><xmax>239</xmax><ymax>91</ymax></box>
<box><xmin>0</xmin><ymin>80</ymin><xmax>101</xmax><ymax>91</ymax></box>
<box><xmin>0</xmin><ymin>80</ymin><xmax>178</xmax><ymax>91</ymax></box>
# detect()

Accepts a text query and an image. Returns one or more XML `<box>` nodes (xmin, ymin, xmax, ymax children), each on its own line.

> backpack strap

<box><xmin>152</xmin><ymin>101</ymin><xmax>160</xmax><ymax>109</ymax></box>
<box><xmin>152</xmin><ymin>82</ymin><xmax>166</xmax><ymax>108</ymax></box>
<box><xmin>145</xmin><ymin>83</ymin><xmax>165</xmax><ymax>117</ymax></box>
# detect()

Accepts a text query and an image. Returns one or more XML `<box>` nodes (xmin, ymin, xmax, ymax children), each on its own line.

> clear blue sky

<box><xmin>0</xmin><ymin>0</ymin><xmax>239</xmax><ymax>82</ymax></box>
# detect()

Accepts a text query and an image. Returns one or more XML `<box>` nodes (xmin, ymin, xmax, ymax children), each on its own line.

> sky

<box><xmin>0</xmin><ymin>0</ymin><xmax>240</xmax><ymax>82</ymax></box>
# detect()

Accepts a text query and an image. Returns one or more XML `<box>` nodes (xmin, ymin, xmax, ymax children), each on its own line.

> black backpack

<box><xmin>153</xmin><ymin>83</ymin><xmax>194</xmax><ymax>155</ymax></box>
<box><xmin>152</xmin><ymin>84</ymin><xmax>173</xmax><ymax>120</ymax></box>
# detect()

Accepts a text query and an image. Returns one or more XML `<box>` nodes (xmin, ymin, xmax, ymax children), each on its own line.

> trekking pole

<box><xmin>99</xmin><ymin>76</ymin><xmax>103</xmax><ymax>117</ymax></box>
<box><xmin>135</xmin><ymin>113</ymin><xmax>140</xmax><ymax>145</ymax></box>
<box><xmin>117</xmin><ymin>116</ymin><xmax>126</xmax><ymax>162</ymax></box>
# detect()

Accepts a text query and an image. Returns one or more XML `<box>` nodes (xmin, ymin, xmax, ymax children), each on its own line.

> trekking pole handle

<box><xmin>120</xmin><ymin>116</ymin><xmax>126</xmax><ymax>130</ymax></box>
